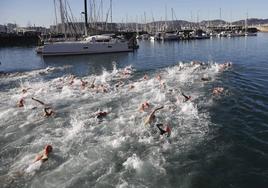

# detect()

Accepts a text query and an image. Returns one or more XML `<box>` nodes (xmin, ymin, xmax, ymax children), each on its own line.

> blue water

<box><xmin>0</xmin><ymin>33</ymin><xmax>268</xmax><ymax>188</ymax></box>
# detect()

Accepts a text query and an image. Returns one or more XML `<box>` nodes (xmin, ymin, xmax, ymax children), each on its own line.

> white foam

<box><xmin>123</xmin><ymin>154</ymin><xmax>144</xmax><ymax>171</ymax></box>
<box><xmin>24</xmin><ymin>161</ymin><xmax>42</xmax><ymax>174</ymax></box>
<box><xmin>0</xmin><ymin>61</ymin><xmax>227</xmax><ymax>186</ymax></box>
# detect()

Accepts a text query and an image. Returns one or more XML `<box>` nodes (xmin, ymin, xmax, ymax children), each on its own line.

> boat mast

<box><xmin>144</xmin><ymin>12</ymin><xmax>147</xmax><ymax>32</ymax></box>
<box><xmin>59</xmin><ymin>0</ymin><xmax>66</xmax><ymax>38</ymax></box>
<box><xmin>171</xmin><ymin>8</ymin><xmax>174</xmax><ymax>31</ymax></box>
<box><xmin>165</xmin><ymin>5</ymin><xmax>167</xmax><ymax>31</ymax></box>
<box><xmin>84</xmin><ymin>0</ymin><xmax>88</xmax><ymax>36</ymax></box>
<box><xmin>245</xmin><ymin>12</ymin><xmax>248</xmax><ymax>33</ymax></box>
<box><xmin>101</xmin><ymin>0</ymin><xmax>103</xmax><ymax>30</ymax></box>
<box><xmin>53</xmin><ymin>0</ymin><xmax>58</xmax><ymax>33</ymax></box>
<box><xmin>110</xmin><ymin>0</ymin><xmax>112</xmax><ymax>31</ymax></box>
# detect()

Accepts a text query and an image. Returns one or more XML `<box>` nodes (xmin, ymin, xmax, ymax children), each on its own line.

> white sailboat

<box><xmin>36</xmin><ymin>0</ymin><xmax>136</xmax><ymax>56</ymax></box>
<box><xmin>161</xmin><ymin>32</ymin><xmax>179</xmax><ymax>41</ymax></box>
<box><xmin>36</xmin><ymin>35</ymin><xmax>134</xmax><ymax>56</ymax></box>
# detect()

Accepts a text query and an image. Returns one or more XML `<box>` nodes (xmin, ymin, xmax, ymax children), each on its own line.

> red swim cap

<box><xmin>45</xmin><ymin>145</ymin><xmax>53</xmax><ymax>153</ymax></box>
<box><xmin>166</xmin><ymin>126</ymin><xmax>171</xmax><ymax>137</ymax></box>
<box><xmin>166</xmin><ymin>126</ymin><xmax>171</xmax><ymax>133</ymax></box>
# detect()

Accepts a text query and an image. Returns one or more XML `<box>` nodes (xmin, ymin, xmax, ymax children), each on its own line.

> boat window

<box><xmin>83</xmin><ymin>46</ymin><xmax>88</xmax><ymax>49</ymax></box>
<box><xmin>96</xmin><ymin>39</ymin><xmax>110</xmax><ymax>42</ymax></box>
<box><xmin>108</xmin><ymin>45</ymin><xmax>112</xmax><ymax>48</ymax></box>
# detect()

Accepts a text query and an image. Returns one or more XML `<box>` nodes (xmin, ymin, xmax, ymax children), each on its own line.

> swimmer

<box><xmin>33</xmin><ymin>145</ymin><xmax>53</xmax><ymax>163</ymax></box>
<box><xmin>182</xmin><ymin>93</ymin><xmax>191</xmax><ymax>102</ymax></box>
<box><xmin>156</xmin><ymin>74</ymin><xmax>162</xmax><ymax>81</ymax></box>
<box><xmin>213</xmin><ymin>87</ymin><xmax>224</xmax><ymax>95</ymax></box>
<box><xmin>160</xmin><ymin>81</ymin><xmax>166</xmax><ymax>89</ymax></box>
<box><xmin>123</xmin><ymin>69</ymin><xmax>131</xmax><ymax>75</ymax></box>
<box><xmin>144</xmin><ymin>106</ymin><xmax>164</xmax><ymax>125</ymax></box>
<box><xmin>43</xmin><ymin>107</ymin><xmax>55</xmax><ymax>117</ymax></box>
<box><xmin>218</xmin><ymin>64</ymin><xmax>226</xmax><ymax>70</ymax></box>
<box><xmin>68</xmin><ymin>75</ymin><xmax>76</xmax><ymax>85</ymax></box>
<box><xmin>219</xmin><ymin>62</ymin><xmax>232</xmax><ymax>70</ymax></box>
<box><xmin>201</xmin><ymin>77</ymin><xmax>211</xmax><ymax>81</ymax></box>
<box><xmin>115</xmin><ymin>81</ymin><xmax>124</xmax><ymax>88</ymax></box>
<box><xmin>17</xmin><ymin>98</ymin><xmax>25</xmax><ymax>107</ymax></box>
<box><xmin>80</xmin><ymin>79</ymin><xmax>88</xmax><ymax>89</ymax></box>
<box><xmin>139</xmin><ymin>101</ymin><xmax>150</xmax><ymax>112</ymax></box>
<box><xmin>89</xmin><ymin>78</ymin><xmax>96</xmax><ymax>89</ymax></box>
<box><xmin>156</xmin><ymin>123</ymin><xmax>171</xmax><ymax>137</ymax></box>
<box><xmin>191</xmin><ymin>61</ymin><xmax>201</xmax><ymax>66</ymax></box>
<box><xmin>45</xmin><ymin>67</ymin><xmax>54</xmax><ymax>72</ymax></box>
<box><xmin>98</xmin><ymin>84</ymin><xmax>108</xmax><ymax>93</ymax></box>
<box><xmin>143</xmin><ymin>74</ymin><xmax>149</xmax><ymax>80</ymax></box>
<box><xmin>95</xmin><ymin>110</ymin><xmax>108</xmax><ymax>119</ymax></box>
<box><xmin>225</xmin><ymin>62</ymin><xmax>232</xmax><ymax>67</ymax></box>
<box><xmin>129</xmin><ymin>85</ymin><xmax>135</xmax><ymax>90</ymax></box>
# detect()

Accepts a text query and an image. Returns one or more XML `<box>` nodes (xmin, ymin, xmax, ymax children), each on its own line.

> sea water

<box><xmin>0</xmin><ymin>33</ymin><xmax>268</xmax><ymax>188</ymax></box>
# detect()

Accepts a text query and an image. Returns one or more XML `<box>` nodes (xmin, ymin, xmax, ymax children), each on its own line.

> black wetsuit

<box><xmin>182</xmin><ymin>93</ymin><xmax>190</xmax><ymax>101</ymax></box>
<box><xmin>96</xmin><ymin>112</ymin><xmax>107</xmax><ymax>119</ymax></box>
<box><xmin>156</xmin><ymin>124</ymin><xmax>167</xmax><ymax>135</ymax></box>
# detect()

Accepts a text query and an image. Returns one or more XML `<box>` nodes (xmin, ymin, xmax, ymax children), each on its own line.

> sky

<box><xmin>0</xmin><ymin>0</ymin><xmax>267</xmax><ymax>27</ymax></box>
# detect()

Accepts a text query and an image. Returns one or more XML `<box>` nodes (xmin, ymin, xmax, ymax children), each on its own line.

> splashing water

<box><xmin>0</xmin><ymin>61</ymin><xmax>227</xmax><ymax>187</ymax></box>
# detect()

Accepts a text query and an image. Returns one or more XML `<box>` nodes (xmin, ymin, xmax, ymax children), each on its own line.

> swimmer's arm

<box><xmin>182</xmin><ymin>93</ymin><xmax>187</xmax><ymax>99</ymax></box>
<box><xmin>43</xmin><ymin>108</ymin><xmax>55</xmax><ymax>116</ymax></box>
<box><xmin>144</xmin><ymin>106</ymin><xmax>164</xmax><ymax>124</ymax></box>
<box><xmin>31</xmin><ymin>97</ymin><xmax>45</xmax><ymax>106</ymax></box>
<box><xmin>156</xmin><ymin>124</ymin><xmax>164</xmax><ymax>132</ymax></box>
<box><xmin>152</xmin><ymin>106</ymin><xmax>164</xmax><ymax>114</ymax></box>
<box><xmin>144</xmin><ymin>116</ymin><xmax>150</xmax><ymax>125</ymax></box>
<box><xmin>44</xmin><ymin>108</ymin><xmax>49</xmax><ymax>114</ymax></box>
<box><xmin>91</xmin><ymin>78</ymin><xmax>96</xmax><ymax>85</ymax></box>
<box><xmin>33</xmin><ymin>156</ymin><xmax>42</xmax><ymax>163</ymax></box>
<box><xmin>33</xmin><ymin>152</ymin><xmax>43</xmax><ymax>163</ymax></box>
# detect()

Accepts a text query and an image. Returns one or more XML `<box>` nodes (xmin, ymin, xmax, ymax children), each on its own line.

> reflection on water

<box><xmin>43</xmin><ymin>52</ymin><xmax>130</xmax><ymax>76</ymax></box>
<box><xmin>1</xmin><ymin>33</ymin><xmax>267</xmax><ymax>74</ymax></box>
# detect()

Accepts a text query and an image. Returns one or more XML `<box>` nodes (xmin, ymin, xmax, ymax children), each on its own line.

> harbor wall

<box><xmin>0</xmin><ymin>33</ymin><xmax>40</xmax><ymax>47</ymax></box>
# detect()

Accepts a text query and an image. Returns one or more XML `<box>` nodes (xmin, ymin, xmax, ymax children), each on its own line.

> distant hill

<box><xmin>232</xmin><ymin>18</ymin><xmax>268</xmax><ymax>25</ymax></box>
<box><xmin>185</xmin><ymin>18</ymin><xmax>268</xmax><ymax>26</ymax></box>
<box><xmin>115</xmin><ymin>18</ymin><xmax>268</xmax><ymax>33</ymax></box>
<box><xmin>200</xmin><ymin>20</ymin><xmax>227</xmax><ymax>26</ymax></box>
<box><xmin>121</xmin><ymin>18</ymin><xmax>268</xmax><ymax>29</ymax></box>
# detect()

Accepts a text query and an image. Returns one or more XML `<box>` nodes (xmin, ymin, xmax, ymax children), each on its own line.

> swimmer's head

<box><xmin>143</xmin><ymin>101</ymin><xmax>149</xmax><ymax>107</ymax></box>
<box><xmin>45</xmin><ymin>145</ymin><xmax>53</xmax><ymax>154</ymax></box>
<box><xmin>165</xmin><ymin>124</ymin><xmax>171</xmax><ymax>137</ymax></box>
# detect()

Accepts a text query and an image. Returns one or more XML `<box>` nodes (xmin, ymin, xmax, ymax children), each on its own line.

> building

<box><xmin>6</xmin><ymin>23</ymin><xmax>17</xmax><ymax>33</ymax></box>
<box><xmin>14</xmin><ymin>26</ymin><xmax>50</xmax><ymax>35</ymax></box>
<box><xmin>0</xmin><ymin>24</ymin><xmax>7</xmax><ymax>33</ymax></box>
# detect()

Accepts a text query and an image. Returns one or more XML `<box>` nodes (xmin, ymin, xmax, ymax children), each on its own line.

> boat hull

<box><xmin>40</xmin><ymin>41</ymin><xmax>133</xmax><ymax>56</ymax></box>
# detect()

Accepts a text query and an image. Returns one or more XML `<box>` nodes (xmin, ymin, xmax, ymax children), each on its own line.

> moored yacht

<box><xmin>36</xmin><ymin>35</ymin><xmax>135</xmax><ymax>56</ymax></box>
<box><xmin>36</xmin><ymin>0</ymin><xmax>137</xmax><ymax>56</ymax></box>
<box><xmin>161</xmin><ymin>32</ymin><xmax>179</xmax><ymax>41</ymax></box>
